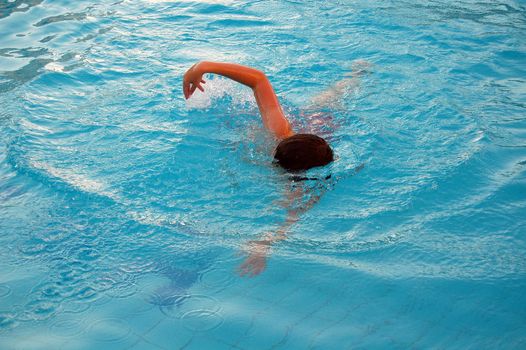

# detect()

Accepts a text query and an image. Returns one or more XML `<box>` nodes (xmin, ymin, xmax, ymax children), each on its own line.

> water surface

<box><xmin>1</xmin><ymin>0</ymin><xmax>525</xmax><ymax>349</ymax></box>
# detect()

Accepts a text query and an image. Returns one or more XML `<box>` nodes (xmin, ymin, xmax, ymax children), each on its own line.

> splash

<box><xmin>184</xmin><ymin>77</ymin><xmax>255</xmax><ymax>110</ymax></box>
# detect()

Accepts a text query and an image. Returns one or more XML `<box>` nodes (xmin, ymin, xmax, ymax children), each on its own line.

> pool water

<box><xmin>1</xmin><ymin>0</ymin><xmax>525</xmax><ymax>348</ymax></box>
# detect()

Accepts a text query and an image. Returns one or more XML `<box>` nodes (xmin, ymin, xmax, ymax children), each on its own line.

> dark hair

<box><xmin>274</xmin><ymin>133</ymin><xmax>334</xmax><ymax>172</ymax></box>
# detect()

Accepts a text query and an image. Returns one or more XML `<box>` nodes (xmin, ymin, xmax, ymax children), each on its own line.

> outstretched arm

<box><xmin>183</xmin><ymin>61</ymin><xmax>294</xmax><ymax>140</ymax></box>
<box><xmin>238</xmin><ymin>184</ymin><xmax>325</xmax><ymax>277</ymax></box>
<box><xmin>238</xmin><ymin>163</ymin><xmax>364</xmax><ymax>277</ymax></box>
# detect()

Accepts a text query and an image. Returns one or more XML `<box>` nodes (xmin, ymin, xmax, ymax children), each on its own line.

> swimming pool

<box><xmin>1</xmin><ymin>0</ymin><xmax>525</xmax><ymax>348</ymax></box>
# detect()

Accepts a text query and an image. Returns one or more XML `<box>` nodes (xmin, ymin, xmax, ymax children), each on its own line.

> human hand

<box><xmin>238</xmin><ymin>240</ymin><xmax>271</xmax><ymax>277</ymax></box>
<box><xmin>183</xmin><ymin>63</ymin><xmax>206</xmax><ymax>99</ymax></box>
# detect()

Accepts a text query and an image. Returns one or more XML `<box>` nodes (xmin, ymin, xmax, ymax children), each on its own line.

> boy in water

<box><xmin>183</xmin><ymin>61</ymin><xmax>368</xmax><ymax>275</ymax></box>
<box><xmin>183</xmin><ymin>62</ymin><xmax>334</xmax><ymax>170</ymax></box>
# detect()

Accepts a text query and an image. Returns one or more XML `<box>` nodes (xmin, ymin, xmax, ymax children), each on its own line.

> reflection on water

<box><xmin>0</xmin><ymin>0</ymin><xmax>44</xmax><ymax>20</ymax></box>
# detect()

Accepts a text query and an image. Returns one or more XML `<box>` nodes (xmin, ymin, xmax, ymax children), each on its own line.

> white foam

<box><xmin>122</xmin><ymin>120</ymin><xmax>188</xmax><ymax>134</ymax></box>
<box><xmin>44</xmin><ymin>62</ymin><xmax>64</xmax><ymax>72</ymax></box>
<box><xmin>29</xmin><ymin>160</ymin><xmax>200</xmax><ymax>234</ymax></box>
<box><xmin>30</xmin><ymin>160</ymin><xmax>120</xmax><ymax>201</ymax></box>
<box><xmin>185</xmin><ymin>77</ymin><xmax>255</xmax><ymax>110</ymax></box>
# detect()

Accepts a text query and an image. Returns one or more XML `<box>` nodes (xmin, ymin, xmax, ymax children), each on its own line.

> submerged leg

<box><xmin>308</xmin><ymin>59</ymin><xmax>372</xmax><ymax>110</ymax></box>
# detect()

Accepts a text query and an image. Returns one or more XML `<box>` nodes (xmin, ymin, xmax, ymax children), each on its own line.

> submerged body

<box><xmin>183</xmin><ymin>61</ymin><xmax>367</xmax><ymax>275</ymax></box>
<box><xmin>183</xmin><ymin>62</ymin><xmax>334</xmax><ymax>172</ymax></box>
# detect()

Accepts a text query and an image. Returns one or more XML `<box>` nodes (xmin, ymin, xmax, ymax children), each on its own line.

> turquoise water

<box><xmin>1</xmin><ymin>0</ymin><xmax>526</xmax><ymax>348</ymax></box>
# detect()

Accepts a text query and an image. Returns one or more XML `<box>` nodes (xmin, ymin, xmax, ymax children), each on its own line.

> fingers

<box><xmin>183</xmin><ymin>79</ymin><xmax>188</xmax><ymax>99</ymax></box>
<box><xmin>184</xmin><ymin>81</ymin><xmax>205</xmax><ymax>100</ymax></box>
<box><xmin>238</xmin><ymin>259</ymin><xmax>256</xmax><ymax>277</ymax></box>
<box><xmin>238</xmin><ymin>261</ymin><xmax>250</xmax><ymax>277</ymax></box>
<box><xmin>240</xmin><ymin>266</ymin><xmax>257</xmax><ymax>277</ymax></box>
<box><xmin>183</xmin><ymin>84</ymin><xmax>190</xmax><ymax>99</ymax></box>
<box><xmin>237</xmin><ymin>256</ymin><xmax>265</xmax><ymax>277</ymax></box>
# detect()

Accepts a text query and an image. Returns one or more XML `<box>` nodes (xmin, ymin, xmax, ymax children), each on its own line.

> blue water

<box><xmin>1</xmin><ymin>0</ymin><xmax>526</xmax><ymax>348</ymax></box>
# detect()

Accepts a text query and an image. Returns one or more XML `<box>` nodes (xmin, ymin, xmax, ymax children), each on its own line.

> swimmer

<box><xmin>183</xmin><ymin>62</ymin><xmax>334</xmax><ymax>171</ymax></box>
<box><xmin>183</xmin><ymin>61</ymin><xmax>369</xmax><ymax>276</ymax></box>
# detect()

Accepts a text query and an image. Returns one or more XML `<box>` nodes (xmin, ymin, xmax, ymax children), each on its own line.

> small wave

<box><xmin>0</xmin><ymin>58</ymin><xmax>52</xmax><ymax>93</ymax></box>
<box><xmin>0</xmin><ymin>47</ymin><xmax>49</xmax><ymax>59</ymax></box>
<box><xmin>208</xmin><ymin>18</ymin><xmax>273</xmax><ymax>28</ymax></box>
<box><xmin>120</xmin><ymin>120</ymin><xmax>188</xmax><ymax>134</ymax></box>
<box><xmin>26</xmin><ymin>158</ymin><xmax>205</xmax><ymax>236</ymax></box>
<box><xmin>29</xmin><ymin>160</ymin><xmax>120</xmax><ymax>201</ymax></box>
<box><xmin>0</xmin><ymin>0</ymin><xmax>44</xmax><ymax>20</ymax></box>
<box><xmin>34</xmin><ymin>11</ymin><xmax>87</xmax><ymax>27</ymax></box>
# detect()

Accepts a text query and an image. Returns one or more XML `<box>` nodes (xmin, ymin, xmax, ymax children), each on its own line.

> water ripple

<box><xmin>88</xmin><ymin>318</ymin><xmax>131</xmax><ymax>342</ymax></box>
<box><xmin>0</xmin><ymin>0</ymin><xmax>44</xmax><ymax>20</ymax></box>
<box><xmin>34</xmin><ymin>11</ymin><xmax>88</xmax><ymax>27</ymax></box>
<box><xmin>0</xmin><ymin>285</ymin><xmax>11</xmax><ymax>298</ymax></box>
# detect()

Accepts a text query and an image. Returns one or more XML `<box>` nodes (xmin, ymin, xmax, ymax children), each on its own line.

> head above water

<box><xmin>274</xmin><ymin>133</ymin><xmax>334</xmax><ymax>172</ymax></box>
